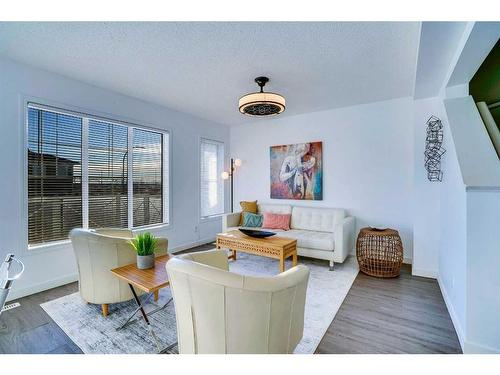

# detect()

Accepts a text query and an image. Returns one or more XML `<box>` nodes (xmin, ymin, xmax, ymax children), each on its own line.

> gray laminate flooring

<box><xmin>316</xmin><ymin>264</ymin><xmax>462</xmax><ymax>354</ymax></box>
<box><xmin>0</xmin><ymin>248</ymin><xmax>461</xmax><ymax>354</ymax></box>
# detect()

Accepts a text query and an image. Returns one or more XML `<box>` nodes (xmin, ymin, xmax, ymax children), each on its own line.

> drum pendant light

<box><xmin>238</xmin><ymin>77</ymin><xmax>286</xmax><ymax>116</ymax></box>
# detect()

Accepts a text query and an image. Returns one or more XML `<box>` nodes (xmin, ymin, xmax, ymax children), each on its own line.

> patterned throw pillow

<box><xmin>241</xmin><ymin>212</ymin><xmax>263</xmax><ymax>228</ymax></box>
<box><xmin>239</xmin><ymin>200</ymin><xmax>258</xmax><ymax>225</ymax></box>
<box><xmin>262</xmin><ymin>212</ymin><xmax>291</xmax><ymax>231</ymax></box>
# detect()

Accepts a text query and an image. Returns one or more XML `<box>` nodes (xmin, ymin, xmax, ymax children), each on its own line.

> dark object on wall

<box><xmin>356</xmin><ymin>227</ymin><xmax>403</xmax><ymax>278</ymax></box>
<box><xmin>424</xmin><ymin>116</ymin><xmax>446</xmax><ymax>182</ymax></box>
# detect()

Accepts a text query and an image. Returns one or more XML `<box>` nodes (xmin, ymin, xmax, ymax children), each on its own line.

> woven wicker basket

<box><xmin>356</xmin><ymin>227</ymin><xmax>403</xmax><ymax>278</ymax></box>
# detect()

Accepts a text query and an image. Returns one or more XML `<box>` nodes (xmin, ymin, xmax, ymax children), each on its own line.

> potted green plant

<box><xmin>129</xmin><ymin>232</ymin><xmax>157</xmax><ymax>270</ymax></box>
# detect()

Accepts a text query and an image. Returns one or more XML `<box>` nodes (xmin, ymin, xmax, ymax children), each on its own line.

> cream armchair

<box><xmin>70</xmin><ymin>228</ymin><xmax>168</xmax><ymax>317</ymax></box>
<box><xmin>166</xmin><ymin>249</ymin><xmax>310</xmax><ymax>354</ymax></box>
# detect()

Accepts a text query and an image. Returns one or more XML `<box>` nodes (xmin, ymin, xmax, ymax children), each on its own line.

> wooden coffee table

<box><xmin>110</xmin><ymin>255</ymin><xmax>176</xmax><ymax>353</ymax></box>
<box><xmin>216</xmin><ymin>230</ymin><xmax>298</xmax><ymax>272</ymax></box>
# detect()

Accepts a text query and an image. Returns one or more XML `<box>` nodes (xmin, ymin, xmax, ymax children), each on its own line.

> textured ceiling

<box><xmin>0</xmin><ymin>22</ymin><xmax>420</xmax><ymax>126</ymax></box>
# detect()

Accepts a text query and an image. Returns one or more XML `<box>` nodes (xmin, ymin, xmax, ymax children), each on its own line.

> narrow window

<box><xmin>132</xmin><ymin>128</ymin><xmax>164</xmax><ymax>227</ymax></box>
<box><xmin>200</xmin><ymin>139</ymin><xmax>224</xmax><ymax>218</ymax></box>
<box><xmin>88</xmin><ymin>120</ymin><xmax>129</xmax><ymax>228</ymax></box>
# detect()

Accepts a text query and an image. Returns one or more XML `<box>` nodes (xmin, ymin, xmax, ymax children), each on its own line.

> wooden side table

<box><xmin>356</xmin><ymin>227</ymin><xmax>403</xmax><ymax>278</ymax></box>
<box><xmin>110</xmin><ymin>255</ymin><xmax>176</xmax><ymax>353</ymax></box>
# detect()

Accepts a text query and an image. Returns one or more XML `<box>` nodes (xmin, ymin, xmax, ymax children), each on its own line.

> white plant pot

<box><xmin>136</xmin><ymin>254</ymin><xmax>155</xmax><ymax>270</ymax></box>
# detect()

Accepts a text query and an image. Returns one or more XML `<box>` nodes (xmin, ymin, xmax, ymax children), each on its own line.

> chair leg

<box><xmin>102</xmin><ymin>303</ymin><xmax>109</xmax><ymax>317</ymax></box>
<box><xmin>329</xmin><ymin>260</ymin><xmax>335</xmax><ymax>271</ymax></box>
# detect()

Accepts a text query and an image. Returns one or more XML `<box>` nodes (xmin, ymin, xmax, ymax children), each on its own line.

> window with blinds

<box><xmin>27</xmin><ymin>104</ymin><xmax>169</xmax><ymax>247</ymax></box>
<box><xmin>133</xmin><ymin>129</ymin><xmax>165</xmax><ymax>227</ymax></box>
<box><xmin>88</xmin><ymin>120</ymin><xmax>128</xmax><ymax>228</ymax></box>
<box><xmin>200</xmin><ymin>139</ymin><xmax>224</xmax><ymax>218</ymax></box>
<box><xmin>28</xmin><ymin>107</ymin><xmax>83</xmax><ymax>244</ymax></box>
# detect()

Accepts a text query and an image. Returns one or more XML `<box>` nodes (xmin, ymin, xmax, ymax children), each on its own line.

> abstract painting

<box><xmin>270</xmin><ymin>142</ymin><xmax>323</xmax><ymax>200</ymax></box>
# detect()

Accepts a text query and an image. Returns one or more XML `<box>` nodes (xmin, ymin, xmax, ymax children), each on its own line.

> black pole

<box><xmin>230</xmin><ymin>158</ymin><xmax>234</xmax><ymax>213</ymax></box>
<box><xmin>122</xmin><ymin>151</ymin><xmax>128</xmax><ymax>195</ymax></box>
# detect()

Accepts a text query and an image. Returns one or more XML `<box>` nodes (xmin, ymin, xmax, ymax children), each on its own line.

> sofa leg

<box><xmin>102</xmin><ymin>303</ymin><xmax>109</xmax><ymax>317</ymax></box>
<box><xmin>329</xmin><ymin>260</ymin><xmax>335</xmax><ymax>271</ymax></box>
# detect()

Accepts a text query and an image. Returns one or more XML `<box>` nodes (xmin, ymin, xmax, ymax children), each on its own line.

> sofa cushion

<box><xmin>239</xmin><ymin>200</ymin><xmax>258</xmax><ymax>225</ymax></box>
<box><xmin>290</xmin><ymin>207</ymin><xmax>345</xmax><ymax>232</ymax></box>
<box><xmin>258</xmin><ymin>204</ymin><xmax>292</xmax><ymax>215</ymax></box>
<box><xmin>241</xmin><ymin>212</ymin><xmax>263</xmax><ymax>227</ymax></box>
<box><xmin>262</xmin><ymin>212</ymin><xmax>291</xmax><ymax>231</ymax></box>
<box><xmin>279</xmin><ymin>229</ymin><xmax>334</xmax><ymax>251</ymax></box>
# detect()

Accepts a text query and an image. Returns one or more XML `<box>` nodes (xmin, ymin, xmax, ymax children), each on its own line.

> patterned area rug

<box><xmin>41</xmin><ymin>253</ymin><xmax>358</xmax><ymax>354</ymax></box>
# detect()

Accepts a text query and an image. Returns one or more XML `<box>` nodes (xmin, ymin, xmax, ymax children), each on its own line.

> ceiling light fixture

<box><xmin>238</xmin><ymin>77</ymin><xmax>286</xmax><ymax>116</ymax></box>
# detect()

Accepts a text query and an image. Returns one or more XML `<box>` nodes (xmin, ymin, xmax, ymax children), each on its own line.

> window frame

<box><xmin>199</xmin><ymin>137</ymin><xmax>225</xmax><ymax>221</ymax></box>
<box><xmin>24</xmin><ymin>101</ymin><xmax>171</xmax><ymax>250</ymax></box>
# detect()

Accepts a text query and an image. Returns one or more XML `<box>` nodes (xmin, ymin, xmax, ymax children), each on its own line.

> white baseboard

<box><xmin>6</xmin><ymin>238</ymin><xmax>216</xmax><ymax>302</ymax></box>
<box><xmin>438</xmin><ymin>275</ymin><xmax>500</xmax><ymax>353</ymax></box>
<box><xmin>6</xmin><ymin>273</ymin><xmax>79</xmax><ymax>302</ymax></box>
<box><xmin>463</xmin><ymin>340</ymin><xmax>500</xmax><ymax>354</ymax></box>
<box><xmin>437</xmin><ymin>274</ymin><xmax>465</xmax><ymax>351</ymax></box>
<box><xmin>412</xmin><ymin>267</ymin><xmax>438</xmax><ymax>279</ymax></box>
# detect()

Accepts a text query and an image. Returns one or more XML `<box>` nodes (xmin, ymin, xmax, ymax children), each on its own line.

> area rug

<box><xmin>41</xmin><ymin>253</ymin><xmax>358</xmax><ymax>354</ymax></box>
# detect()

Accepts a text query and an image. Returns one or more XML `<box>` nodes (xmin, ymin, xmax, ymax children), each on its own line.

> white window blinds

<box><xmin>27</xmin><ymin>107</ymin><xmax>83</xmax><ymax>244</ymax></box>
<box><xmin>133</xmin><ymin>128</ymin><xmax>165</xmax><ymax>227</ymax></box>
<box><xmin>88</xmin><ymin>120</ymin><xmax>129</xmax><ymax>229</ymax></box>
<box><xmin>27</xmin><ymin>104</ymin><xmax>169</xmax><ymax>247</ymax></box>
<box><xmin>200</xmin><ymin>139</ymin><xmax>224</xmax><ymax>218</ymax></box>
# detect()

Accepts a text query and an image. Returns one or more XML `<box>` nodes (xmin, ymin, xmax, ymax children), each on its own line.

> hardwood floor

<box><xmin>316</xmin><ymin>264</ymin><xmax>462</xmax><ymax>354</ymax></box>
<box><xmin>0</xmin><ymin>282</ymin><xmax>81</xmax><ymax>354</ymax></box>
<box><xmin>0</xmin><ymin>249</ymin><xmax>461</xmax><ymax>354</ymax></box>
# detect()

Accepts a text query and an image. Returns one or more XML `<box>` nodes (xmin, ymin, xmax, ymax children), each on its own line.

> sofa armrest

<box><xmin>333</xmin><ymin>216</ymin><xmax>355</xmax><ymax>263</ymax></box>
<box><xmin>222</xmin><ymin>212</ymin><xmax>241</xmax><ymax>232</ymax></box>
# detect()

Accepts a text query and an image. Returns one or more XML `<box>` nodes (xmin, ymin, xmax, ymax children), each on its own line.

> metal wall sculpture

<box><xmin>424</xmin><ymin>116</ymin><xmax>446</xmax><ymax>181</ymax></box>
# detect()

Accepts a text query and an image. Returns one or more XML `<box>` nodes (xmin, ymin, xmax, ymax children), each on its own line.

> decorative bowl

<box><xmin>238</xmin><ymin>229</ymin><xmax>276</xmax><ymax>238</ymax></box>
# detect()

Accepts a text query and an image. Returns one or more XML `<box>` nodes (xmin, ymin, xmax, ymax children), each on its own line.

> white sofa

<box><xmin>222</xmin><ymin>204</ymin><xmax>355</xmax><ymax>270</ymax></box>
<box><xmin>166</xmin><ymin>249</ymin><xmax>309</xmax><ymax>353</ymax></box>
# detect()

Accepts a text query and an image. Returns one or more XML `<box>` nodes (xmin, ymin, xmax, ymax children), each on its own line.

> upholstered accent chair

<box><xmin>166</xmin><ymin>249</ymin><xmax>310</xmax><ymax>354</ymax></box>
<box><xmin>70</xmin><ymin>228</ymin><xmax>168</xmax><ymax>317</ymax></box>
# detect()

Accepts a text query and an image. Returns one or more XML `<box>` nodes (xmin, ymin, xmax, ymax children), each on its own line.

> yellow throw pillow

<box><xmin>239</xmin><ymin>200</ymin><xmax>258</xmax><ymax>225</ymax></box>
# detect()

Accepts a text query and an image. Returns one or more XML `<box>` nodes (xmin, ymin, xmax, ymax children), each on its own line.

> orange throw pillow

<box><xmin>239</xmin><ymin>200</ymin><xmax>258</xmax><ymax>225</ymax></box>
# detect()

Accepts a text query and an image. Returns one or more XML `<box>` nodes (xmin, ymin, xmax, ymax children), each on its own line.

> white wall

<box><xmin>439</xmin><ymin>87</ymin><xmax>500</xmax><ymax>354</ymax></box>
<box><xmin>444</xmin><ymin>96</ymin><xmax>500</xmax><ymax>188</ymax></box>
<box><xmin>414</xmin><ymin>94</ymin><xmax>500</xmax><ymax>353</ymax></box>
<box><xmin>0</xmin><ymin>57</ymin><xmax>230</xmax><ymax>300</ymax></box>
<box><xmin>231</xmin><ymin>97</ymin><xmax>415</xmax><ymax>260</ymax></box>
<box><xmin>465</xmin><ymin>189</ymin><xmax>500</xmax><ymax>353</ymax></box>
<box><xmin>411</xmin><ymin>95</ymin><xmax>468</xmax><ymax>347</ymax></box>
<box><xmin>413</xmin><ymin>22</ymin><xmax>468</xmax><ymax>99</ymax></box>
<box><xmin>438</xmin><ymin>100</ymin><xmax>468</xmax><ymax>347</ymax></box>
<box><xmin>412</xmin><ymin>98</ymin><xmax>443</xmax><ymax>278</ymax></box>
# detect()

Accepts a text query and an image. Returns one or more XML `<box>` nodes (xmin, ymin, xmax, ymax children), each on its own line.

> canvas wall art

<box><xmin>270</xmin><ymin>141</ymin><xmax>323</xmax><ymax>200</ymax></box>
